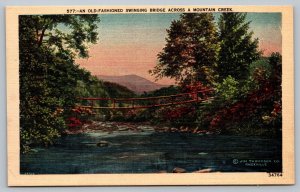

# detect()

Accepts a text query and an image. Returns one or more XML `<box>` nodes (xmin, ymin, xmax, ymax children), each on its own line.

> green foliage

<box><xmin>74</xmin><ymin>75</ymin><xmax>111</xmax><ymax>108</ymax></box>
<box><xmin>20</xmin><ymin>15</ymin><xmax>100</xmax><ymax>59</ymax></box>
<box><xmin>249</xmin><ymin>57</ymin><xmax>271</xmax><ymax>76</ymax></box>
<box><xmin>149</xmin><ymin>13</ymin><xmax>281</xmax><ymax>137</ymax></box>
<box><xmin>108</xmin><ymin>109</ymin><xmax>153</xmax><ymax>122</ymax></box>
<box><xmin>198</xmin><ymin>52</ymin><xmax>282</xmax><ymax>136</ymax></box>
<box><xmin>19</xmin><ymin>15</ymin><xmax>101</xmax><ymax>152</ymax></box>
<box><xmin>239</xmin><ymin>77</ymin><xmax>259</xmax><ymax>97</ymax></box>
<box><xmin>150</xmin><ymin>13</ymin><xmax>220</xmax><ymax>86</ymax></box>
<box><xmin>103</xmin><ymin>81</ymin><xmax>136</xmax><ymax>98</ymax></box>
<box><xmin>141</xmin><ymin>85</ymin><xmax>181</xmax><ymax>97</ymax></box>
<box><xmin>215</xmin><ymin>75</ymin><xmax>239</xmax><ymax>101</ymax></box>
<box><xmin>268</xmin><ymin>52</ymin><xmax>282</xmax><ymax>92</ymax></box>
<box><xmin>218</xmin><ymin>13</ymin><xmax>261</xmax><ymax>80</ymax></box>
<box><xmin>20</xmin><ymin>85</ymin><xmax>65</xmax><ymax>150</ymax></box>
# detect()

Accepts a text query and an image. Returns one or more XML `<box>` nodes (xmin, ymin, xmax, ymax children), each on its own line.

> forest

<box><xmin>19</xmin><ymin>13</ymin><xmax>282</xmax><ymax>153</ymax></box>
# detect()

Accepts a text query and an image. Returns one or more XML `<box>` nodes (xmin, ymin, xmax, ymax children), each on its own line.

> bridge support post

<box><xmin>91</xmin><ymin>100</ymin><xmax>94</xmax><ymax>109</ymax></box>
<box><xmin>171</xmin><ymin>96</ymin><xmax>174</xmax><ymax>105</ymax></box>
<box><xmin>113</xmin><ymin>99</ymin><xmax>116</xmax><ymax>109</ymax></box>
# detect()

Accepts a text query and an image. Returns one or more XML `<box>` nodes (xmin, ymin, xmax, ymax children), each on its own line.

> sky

<box><xmin>76</xmin><ymin>13</ymin><xmax>282</xmax><ymax>85</ymax></box>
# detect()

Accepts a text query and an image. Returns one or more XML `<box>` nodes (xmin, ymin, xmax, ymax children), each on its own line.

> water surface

<box><xmin>21</xmin><ymin>124</ymin><xmax>282</xmax><ymax>174</ymax></box>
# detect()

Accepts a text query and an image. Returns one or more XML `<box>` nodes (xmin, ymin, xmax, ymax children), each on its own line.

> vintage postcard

<box><xmin>6</xmin><ymin>5</ymin><xmax>294</xmax><ymax>186</ymax></box>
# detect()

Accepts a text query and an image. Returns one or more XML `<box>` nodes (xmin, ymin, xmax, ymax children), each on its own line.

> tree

<box><xmin>218</xmin><ymin>13</ymin><xmax>261</xmax><ymax>80</ymax></box>
<box><xmin>21</xmin><ymin>15</ymin><xmax>99</xmax><ymax>58</ymax></box>
<box><xmin>19</xmin><ymin>15</ymin><xmax>100</xmax><ymax>151</ymax></box>
<box><xmin>150</xmin><ymin>13</ymin><xmax>220</xmax><ymax>87</ymax></box>
<box><xmin>208</xmin><ymin>53</ymin><xmax>282</xmax><ymax>136</ymax></box>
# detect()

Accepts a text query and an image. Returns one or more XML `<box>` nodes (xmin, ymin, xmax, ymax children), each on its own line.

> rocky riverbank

<box><xmin>65</xmin><ymin>121</ymin><xmax>212</xmax><ymax>135</ymax></box>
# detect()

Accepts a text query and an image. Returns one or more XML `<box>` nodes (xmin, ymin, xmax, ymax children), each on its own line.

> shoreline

<box><xmin>64</xmin><ymin>120</ymin><xmax>212</xmax><ymax>135</ymax></box>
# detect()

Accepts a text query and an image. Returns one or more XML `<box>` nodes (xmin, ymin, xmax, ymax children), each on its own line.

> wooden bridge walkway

<box><xmin>77</xmin><ymin>89</ymin><xmax>214</xmax><ymax>110</ymax></box>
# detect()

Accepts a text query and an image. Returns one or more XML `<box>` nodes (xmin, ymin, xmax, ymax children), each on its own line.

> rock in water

<box><xmin>96</xmin><ymin>141</ymin><xmax>110</xmax><ymax>147</ymax></box>
<box><xmin>172</xmin><ymin>167</ymin><xmax>186</xmax><ymax>173</ymax></box>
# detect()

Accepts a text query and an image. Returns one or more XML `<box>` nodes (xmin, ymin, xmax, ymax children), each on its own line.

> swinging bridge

<box><xmin>77</xmin><ymin>88</ymin><xmax>214</xmax><ymax>110</ymax></box>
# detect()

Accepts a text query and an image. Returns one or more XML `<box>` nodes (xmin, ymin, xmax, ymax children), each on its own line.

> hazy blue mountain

<box><xmin>97</xmin><ymin>74</ymin><xmax>168</xmax><ymax>94</ymax></box>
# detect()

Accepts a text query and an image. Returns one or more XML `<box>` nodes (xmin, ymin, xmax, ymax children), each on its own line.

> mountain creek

<box><xmin>21</xmin><ymin>121</ymin><xmax>282</xmax><ymax>174</ymax></box>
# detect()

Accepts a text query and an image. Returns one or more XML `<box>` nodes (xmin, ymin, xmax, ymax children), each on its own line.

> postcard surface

<box><xmin>6</xmin><ymin>5</ymin><xmax>294</xmax><ymax>186</ymax></box>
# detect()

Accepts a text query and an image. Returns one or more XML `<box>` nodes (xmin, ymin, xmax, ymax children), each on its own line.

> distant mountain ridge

<box><xmin>96</xmin><ymin>74</ymin><xmax>168</xmax><ymax>94</ymax></box>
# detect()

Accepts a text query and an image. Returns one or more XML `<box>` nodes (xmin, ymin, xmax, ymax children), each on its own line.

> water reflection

<box><xmin>21</xmin><ymin>128</ymin><xmax>282</xmax><ymax>174</ymax></box>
